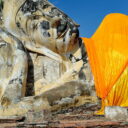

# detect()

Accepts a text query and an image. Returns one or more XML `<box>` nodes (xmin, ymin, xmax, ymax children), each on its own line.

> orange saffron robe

<box><xmin>82</xmin><ymin>13</ymin><xmax>128</xmax><ymax>115</ymax></box>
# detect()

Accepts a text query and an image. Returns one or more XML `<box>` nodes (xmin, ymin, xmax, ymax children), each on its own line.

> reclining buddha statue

<box><xmin>0</xmin><ymin>0</ymin><xmax>91</xmax><ymax>116</ymax></box>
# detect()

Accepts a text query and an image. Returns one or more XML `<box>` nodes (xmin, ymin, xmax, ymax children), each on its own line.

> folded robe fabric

<box><xmin>82</xmin><ymin>13</ymin><xmax>128</xmax><ymax>115</ymax></box>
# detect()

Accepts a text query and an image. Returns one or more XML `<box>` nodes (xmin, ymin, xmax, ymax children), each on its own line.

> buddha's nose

<box><xmin>70</xmin><ymin>26</ymin><xmax>79</xmax><ymax>37</ymax></box>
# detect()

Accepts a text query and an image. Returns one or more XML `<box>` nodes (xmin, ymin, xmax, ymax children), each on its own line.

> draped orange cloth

<box><xmin>82</xmin><ymin>13</ymin><xmax>128</xmax><ymax>115</ymax></box>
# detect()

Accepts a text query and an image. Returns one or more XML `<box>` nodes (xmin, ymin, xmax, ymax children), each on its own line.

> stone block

<box><xmin>105</xmin><ymin>106</ymin><xmax>128</xmax><ymax>121</ymax></box>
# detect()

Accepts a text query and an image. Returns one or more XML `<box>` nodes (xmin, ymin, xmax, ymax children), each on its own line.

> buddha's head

<box><xmin>3</xmin><ymin>0</ymin><xmax>80</xmax><ymax>54</ymax></box>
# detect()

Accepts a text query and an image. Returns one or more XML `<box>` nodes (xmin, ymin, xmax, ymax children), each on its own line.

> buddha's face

<box><xmin>15</xmin><ymin>0</ymin><xmax>79</xmax><ymax>54</ymax></box>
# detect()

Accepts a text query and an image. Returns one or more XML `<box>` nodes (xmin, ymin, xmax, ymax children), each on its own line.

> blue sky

<box><xmin>49</xmin><ymin>0</ymin><xmax>128</xmax><ymax>37</ymax></box>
